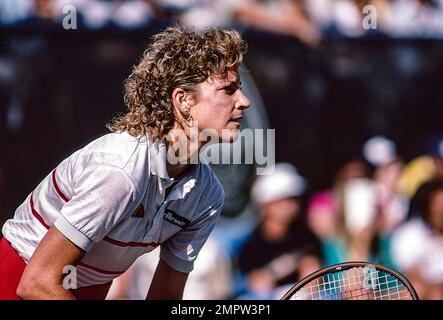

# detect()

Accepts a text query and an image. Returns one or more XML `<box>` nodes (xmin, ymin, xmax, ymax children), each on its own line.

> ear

<box><xmin>171</xmin><ymin>88</ymin><xmax>193</xmax><ymax>117</ymax></box>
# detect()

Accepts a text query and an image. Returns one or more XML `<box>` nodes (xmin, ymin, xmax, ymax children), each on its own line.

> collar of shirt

<box><xmin>148</xmin><ymin>140</ymin><xmax>198</xmax><ymax>201</ymax></box>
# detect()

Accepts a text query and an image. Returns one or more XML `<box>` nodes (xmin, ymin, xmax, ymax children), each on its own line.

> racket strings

<box><xmin>292</xmin><ymin>267</ymin><xmax>414</xmax><ymax>300</ymax></box>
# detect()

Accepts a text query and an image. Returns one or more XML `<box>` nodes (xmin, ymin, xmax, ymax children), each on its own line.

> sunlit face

<box><xmin>190</xmin><ymin>68</ymin><xmax>251</xmax><ymax>142</ymax></box>
<box><xmin>261</xmin><ymin>197</ymin><xmax>301</xmax><ymax>225</ymax></box>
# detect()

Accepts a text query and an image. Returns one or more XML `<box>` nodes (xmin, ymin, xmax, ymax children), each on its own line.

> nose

<box><xmin>237</xmin><ymin>89</ymin><xmax>251</xmax><ymax>110</ymax></box>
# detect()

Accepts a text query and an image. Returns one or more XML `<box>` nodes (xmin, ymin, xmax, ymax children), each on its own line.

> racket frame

<box><xmin>280</xmin><ymin>261</ymin><xmax>419</xmax><ymax>300</ymax></box>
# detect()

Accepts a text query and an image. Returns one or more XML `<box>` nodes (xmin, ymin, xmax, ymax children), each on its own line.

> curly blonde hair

<box><xmin>107</xmin><ymin>26</ymin><xmax>247</xmax><ymax>142</ymax></box>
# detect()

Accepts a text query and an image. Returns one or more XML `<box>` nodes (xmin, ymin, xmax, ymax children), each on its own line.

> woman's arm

<box><xmin>146</xmin><ymin>260</ymin><xmax>189</xmax><ymax>300</ymax></box>
<box><xmin>16</xmin><ymin>226</ymin><xmax>86</xmax><ymax>300</ymax></box>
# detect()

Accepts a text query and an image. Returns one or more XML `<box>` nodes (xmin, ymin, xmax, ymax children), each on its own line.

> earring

<box><xmin>187</xmin><ymin>114</ymin><xmax>194</xmax><ymax>127</ymax></box>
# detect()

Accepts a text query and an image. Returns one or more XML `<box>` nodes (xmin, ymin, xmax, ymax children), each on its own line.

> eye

<box><xmin>223</xmin><ymin>86</ymin><xmax>237</xmax><ymax>95</ymax></box>
<box><xmin>223</xmin><ymin>81</ymin><xmax>241</xmax><ymax>95</ymax></box>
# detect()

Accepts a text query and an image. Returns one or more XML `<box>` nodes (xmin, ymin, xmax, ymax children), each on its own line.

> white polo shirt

<box><xmin>2</xmin><ymin>132</ymin><xmax>224</xmax><ymax>288</ymax></box>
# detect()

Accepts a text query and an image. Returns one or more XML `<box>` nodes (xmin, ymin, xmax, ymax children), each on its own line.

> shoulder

<box><xmin>175</xmin><ymin>163</ymin><xmax>225</xmax><ymax>221</ymax></box>
<box><xmin>80</xmin><ymin>132</ymin><xmax>146</xmax><ymax>165</ymax></box>
<box><xmin>68</xmin><ymin>132</ymin><xmax>150</xmax><ymax>193</ymax></box>
<box><xmin>196</xmin><ymin>163</ymin><xmax>225</xmax><ymax>204</ymax></box>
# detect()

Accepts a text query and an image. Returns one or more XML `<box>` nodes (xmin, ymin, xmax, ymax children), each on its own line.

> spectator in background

<box><xmin>50</xmin><ymin>0</ymin><xmax>160</xmax><ymax>29</ymax></box>
<box><xmin>307</xmin><ymin>136</ymin><xmax>412</xmax><ymax>268</ymax></box>
<box><xmin>235</xmin><ymin>0</ymin><xmax>322</xmax><ymax>47</ymax></box>
<box><xmin>157</xmin><ymin>0</ymin><xmax>239</xmax><ymax>31</ymax></box>
<box><xmin>306</xmin><ymin>191</ymin><xmax>343</xmax><ymax>266</ymax></box>
<box><xmin>307</xmin><ymin>158</ymin><xmax>370</xmax><ymax>265</ymax></box>
<box><xmin>362</xmin><ymin>135</ymin><xmax>408</xmax><ymax>264</ymax></box>
<box><xmin>373</xmin><ymin>159</ymin><xmax>408</xmax><ymax>234</ymax></box>
<box><xmin>303</xmin><ymin>0</ymin><xmax>390</xmax><ymax>38</ymax></box>
<box><xmin>0</xmin><ymin>0</ymin><xmax>33</xmax><ymax>25</ymax></box>
<box><xmin>0</xmin><ymin>0</ymin><xmax>163</xmax><ymax>29</ymax></box>
<box><xmin>371</xmin><ymin>158</ymin><xmax>409</xmax><ymax>264</ymax></box>
<box><xmin>385</xmin><ymin>0</ymin><xmax>443</xmax><ymax>38</ymax></box>
<box><xmin>236</xmin><ymin>163</ymin><xmax>322</xmax><ymax>299</ymax></box>
<box><xmin>398</xmin><ymin>152</ymin><xmax>443</xmax><ymax>201</ymax></box>
<box><xmin>156</xmin><ymin>0</ymin><xmax>322</xmax><ymax>46</ymax></box>
<box><xmin>390</xmin><ymin>179</ymin><xmax>443</xmax><ymax>299</ymax></box>
<box><xmin>334</xmin><ymin>137</ymin><xmax>410</xmax><ymax>264</ymax></box>
<box><xmin>157</xmin><ymin>0</ymin><xmax>322</xmax><ymax>46</ymax></box>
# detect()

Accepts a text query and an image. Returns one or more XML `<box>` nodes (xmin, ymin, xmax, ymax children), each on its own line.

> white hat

<box><xmin>363</xmin><ymin>135</ymin><xmax>397</xmax><ymax>167</ymax></box>
<box><xmin>251</xmin><ymin>163</ymin><xmax>306</xmax><ymax>206</ymax></box>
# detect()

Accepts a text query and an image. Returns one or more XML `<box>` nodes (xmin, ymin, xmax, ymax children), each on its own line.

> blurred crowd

<box><xmin>2</xmin><ymin>0</ymin><xmax>443</xmax><ymax>43</ymax></box>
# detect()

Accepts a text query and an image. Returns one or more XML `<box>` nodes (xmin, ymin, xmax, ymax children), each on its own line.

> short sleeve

<box><xmin>54</xmin><ymin>165</ymin><xmax>137</xmax><ymax>252</ymax></box>
<box><xmin>160</xmin><ymin>195</ymin><xmax>224</xmax><ymax>273</ymax></box>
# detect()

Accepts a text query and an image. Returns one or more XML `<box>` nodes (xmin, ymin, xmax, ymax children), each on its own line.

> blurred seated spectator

<box><xmin>362</xmin><ymin>136</ymin><xmax>409</xmax><ymax>262</ymax></box>
<box><xmin>371</xmin><ymin>158</ymin><xmax>409</xmax><ymax>265</ymax></box>
<box><xmin>235</xmin><ymin>0</ymin><xmax>322</xmax><ymax>47</ymax></box>
<box><xmin>306</xmin><ymin>191</ymin><xmax>345</xmax><ymax>266</ymax></box>
<box><xmin>106</xmin><ymin>235</ymin><xmax>232</xmax><ymax>300</ymax></box>
<box><xmin>157</xmin><ymin>0</ymin><xmax>239</xmax><ymax>31</ymax></box>
<box><xmin>307</xmin><ymin>152</ymin><xmax>406</xmax><ymax>267</ymax></box>
<box><xmin>2</xmin><ymin>0</ymin><xmax>443</xmax><ymax>39</ymax></box>
<box><xmin>51</xmin><ymin>0</ymin><xmax>159</xmax><ymax>29</ymax></box>
<box><xmin>342</xmin><ymin>176</ymin><xmax>380</xmax><ymax>261</ymax></box>
<box><xmin>0</xmin><ymin>0</ymin><xmax>33</xmax><ymax>25</ymax></box>
<box><xmin>398</xmin><ymin>154</ymin><xmax>443</xmax><ymax>200</ymax></box>
<box><xmin>156</xmin><ymin>0</ymin><xmax>322</xmax><ymax>46</ymax></box>
<box><xmin>307</xmin><ymin>158</ymin><xmax>372</xmax><ymax>265</ymax></box>
<box><xmin>373</xmin><ymin>158</ymin><xmax>409</xmax><ymax>234</ymax></box>
<box><xmin>303</xmin><ymin>0</ymin><xmax>391</xmax><ymax>38</ymax></box>
<box><xmin>390</xmin><ymin>179</ymin><xmax>443</xmax><ymax>299</ymax></box>
<box><xmin>385</xmin><ymin>0</ymin><xmax>443</xmax><ymax>38</ymax></box>
<box><xmin>236</xmin><ymin>163</ymin><xmax>322</xmax><ymax>299</ymax></box>
<box><xmin>0</xmin><ymin>0</ymin><xmax>162</xmax><ymax>29</ymax></box>
<box><xmin>306</xmin><ymin>0</ymin><xmax>443</xmax><ymax>39</ymax></box>
<box><xmin>321</xmin><ymin>0</ymin><xmax>370</xmax><ymax>37</ymax></box>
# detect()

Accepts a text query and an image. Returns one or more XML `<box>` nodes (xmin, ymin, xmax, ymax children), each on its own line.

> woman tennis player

<box><xmin>0</xmin><ymin>26</ymin><xmax>250</xmax><ymax>300</ymax></box>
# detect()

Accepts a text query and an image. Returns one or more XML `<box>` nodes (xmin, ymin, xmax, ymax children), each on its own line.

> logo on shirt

<box><xmin>163</xmin><ymin>209</ymin><xmax>189</xmax><ymax>228</ymax></box>
<box><xmin>131</xmin><ymin>204</ymin><xmax>145</xmax><ymax>218</ymax></box>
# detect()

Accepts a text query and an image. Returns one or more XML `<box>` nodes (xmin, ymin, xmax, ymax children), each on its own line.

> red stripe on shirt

<box><xmin>103</xmin><ymin>236</ymin><xmax>159</xmax><ymax>248</ymax></box>
<box><xmin>31</xmin><ymin>174</ymin><xmax>158</xmax><ymax>272</ymax></box>
<box><xmin>30</xmin><ymin>192</ymin><xmax>50</xmax><ymax>230</ymax></box>
<box><xmin>52</xmin><ymin>169</ymin><xmax>70</xmax><ymax>202</ymax></box>
<box><xmin>30</xmin><ymin>193</ymin><xmax>158</xmax><ymax>248</ymax></box>
<box><xmin>29</xmin><ymin>195</ymin><xmax>125</xmax><ymax>276</ymax></box>
<box><xmin>77</xmin><ymin>262</ymin><xmax>124</xmax><ymax>275</ymax></box>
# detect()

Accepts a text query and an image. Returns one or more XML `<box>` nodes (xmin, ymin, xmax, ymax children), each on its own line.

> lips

<box><xmin>230</xmin><ymin>116</ymin><xmax>243</xmax><ymax>122</ymax></box>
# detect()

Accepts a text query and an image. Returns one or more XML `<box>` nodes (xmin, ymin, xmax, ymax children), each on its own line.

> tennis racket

<box><xmin>281</xmin><ymin>262</ymin><xmax>418</xmax><ymax>300</ymax></box>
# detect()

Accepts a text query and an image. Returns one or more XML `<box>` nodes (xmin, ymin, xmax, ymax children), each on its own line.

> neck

<box><xmin>165</xmin><ymin>123</ymin><xmax>206</xmax><ymax>179</ymax></box>
<box><xmin>166</xmin><ymin>162</ymin><xmax>191</xmax><ymax>180</ymax></box>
